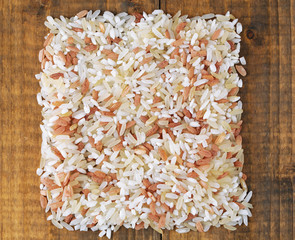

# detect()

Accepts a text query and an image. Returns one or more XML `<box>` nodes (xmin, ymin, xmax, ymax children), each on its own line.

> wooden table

<box><xmin>0</xmin><ymin>0</ymin><xmax>294</xmax><ymax>239</ymax></box>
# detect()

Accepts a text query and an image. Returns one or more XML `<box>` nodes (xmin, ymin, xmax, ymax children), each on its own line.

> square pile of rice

<box><xmin>36</xmin><ymin>9</ymin><xmax>252</xmax><ymax>238</ymax></box>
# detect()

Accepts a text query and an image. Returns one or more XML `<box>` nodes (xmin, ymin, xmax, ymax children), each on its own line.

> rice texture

<box><xmin>36</xmin><ymin>9</ymin><xmax>252</xmax><ymax>238</ymax></box>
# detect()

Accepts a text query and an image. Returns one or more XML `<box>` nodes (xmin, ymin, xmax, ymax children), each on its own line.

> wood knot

<box><xmin>246</xmin><ymin>29</ymin><xmax>255</xmax><ymax>39</ymax></box>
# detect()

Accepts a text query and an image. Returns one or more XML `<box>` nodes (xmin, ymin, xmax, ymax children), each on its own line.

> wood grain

<box><xmin>0</xmin><ymin>0</ymin><xmax>293</xmax><ymax>240</ymax></box>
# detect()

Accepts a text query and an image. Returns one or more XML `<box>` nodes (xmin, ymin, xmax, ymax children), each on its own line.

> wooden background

<box><xmin>0</xmin><ymin>0</ymin><xmax>294</xmax><ymax>239</ymax></box>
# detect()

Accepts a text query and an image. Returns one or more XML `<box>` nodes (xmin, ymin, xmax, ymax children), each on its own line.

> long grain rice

<box><xmin>36</xmin><ymin>9</ymin><xmax>252</xmax><ymax>238</ymax></box>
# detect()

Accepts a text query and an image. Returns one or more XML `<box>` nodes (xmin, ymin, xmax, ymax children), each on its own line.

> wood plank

<box><xmin>161</xmin><ymin>0</ymin><xmax>294</xmax><ymax>240</ymax></box>
<box><xmin>291</xmin><ymin>0</ymin><xmax>295</xmax><ymax>236</ymax></box>
<box><xmin>276</xmin><ymin>1</ymin><xmax>295</xmax><ymax>240</ymax></box>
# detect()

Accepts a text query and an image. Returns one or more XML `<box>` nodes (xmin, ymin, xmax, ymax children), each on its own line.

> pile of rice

<box><xmin>36</xmin><ymin>9</ymin><xmax>252</xmax><ymax>238</ymax></box>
